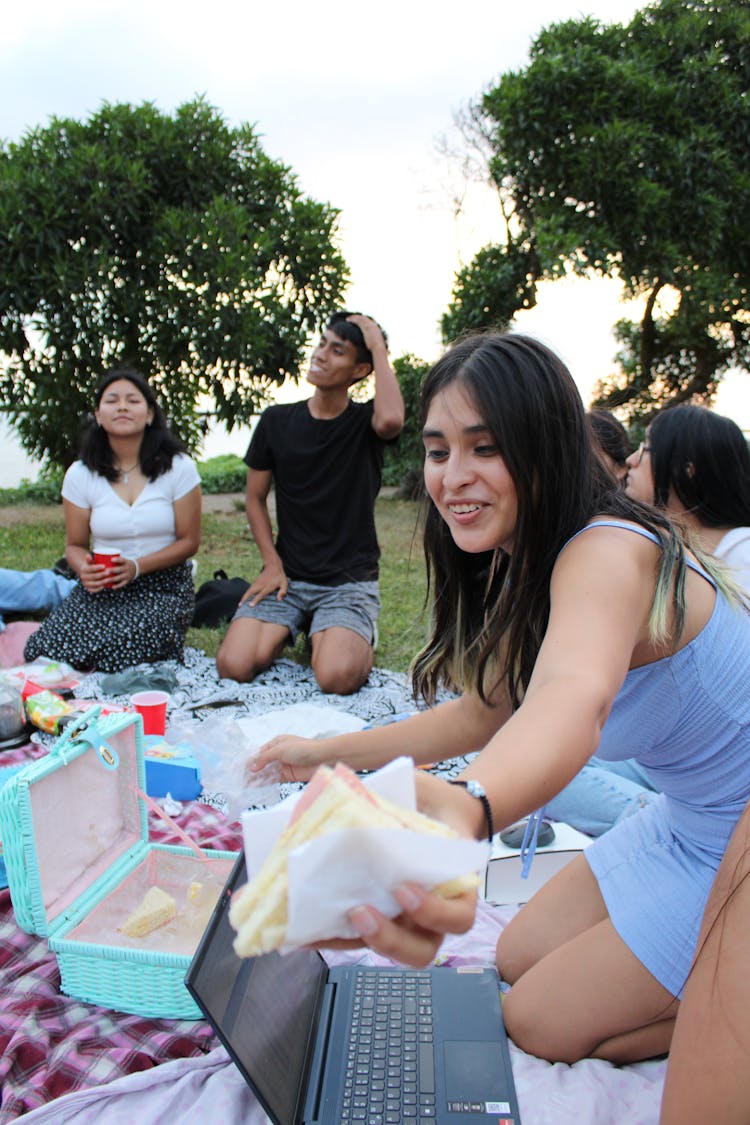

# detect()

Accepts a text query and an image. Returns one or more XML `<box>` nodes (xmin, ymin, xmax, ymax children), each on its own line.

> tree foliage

<box><xmin>0</xmin><ymin>99</ymin><xmax>349</xmax><ymax>467</ymax></box>
<box><xmin>382</xmin><ymin>354</ymin><xmax>431</xmax><ymax>490</ymax></box>
<box><xmin>443</xmin><ymin>0</ymin><xmax>750</xmax><ymax>420</ymax></box>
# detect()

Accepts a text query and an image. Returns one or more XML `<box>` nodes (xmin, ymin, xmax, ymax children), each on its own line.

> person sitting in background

<box><xmin>253</xmin><ymin>332</ymin><xmax>750</xmax><ymax>1065</ymax></box>
<box><xmin>587</xmin><ymin>408</ymin><xmax>631</xmax><ymax>484</ymax></box>
<box><xmin>0</xmin><ymin>564</ymin><xmax>76</xmax><ymax>666</ymax></box>
<box><xmin>216</xmin><ymin>312</ymin><xmax>404</xmax><ymax>695</ymax></box>
<box><xmin>626</xmin><ymin>403</ymin><xmax>750</xmax><ymax>593</ymax></box>
<box><xmin>0</xmin><ymin>564</ymin><xmax>75</xmax><ymax>632</ymax></box>
<box><xmin>24</xmin><ymin>367</ymin><xmax>201</xmax><ymax>673</ymax></box>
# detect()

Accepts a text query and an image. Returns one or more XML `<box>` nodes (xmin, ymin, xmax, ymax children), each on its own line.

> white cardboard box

<box><xmin>482</xmin><ymin>821</ymin><xmax>592</xmax><ymax>906</ymax></box>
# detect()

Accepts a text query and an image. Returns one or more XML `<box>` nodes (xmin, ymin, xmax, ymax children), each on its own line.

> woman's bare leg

<box><xmin>497</xmin><ymin>856</ymin><xmax>678</xmax><ymax>1064</ymax></box>
<box><xmin>497</xmin><ymin>855</ymin><xmax>608</xmax><ymax>981</ymax></box>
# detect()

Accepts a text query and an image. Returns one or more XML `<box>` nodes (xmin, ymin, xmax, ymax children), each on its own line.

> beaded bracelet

<box><xmin>448</xmin><ymin>779</ymin><xmax>495</xmax><ymax>842</ymax></box>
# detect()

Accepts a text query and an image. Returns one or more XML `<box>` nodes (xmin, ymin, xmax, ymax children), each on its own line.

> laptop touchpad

<box><xmin>443</xmin><ymin>1041</ymin><xmax>509</xmax><ymax>1099</ymax></box>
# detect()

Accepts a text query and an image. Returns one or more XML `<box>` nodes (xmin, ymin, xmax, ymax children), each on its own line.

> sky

<box><xmin>1</xmin><ymin>0</ymin><xmax>747</xmax><ymax>482</ymax></box>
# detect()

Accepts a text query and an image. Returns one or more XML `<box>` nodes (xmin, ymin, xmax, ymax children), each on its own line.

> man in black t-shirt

<box><xmin>216</xmin><ymin>312</ymin><xmax>404</xmax><ymax>694</ymax></box>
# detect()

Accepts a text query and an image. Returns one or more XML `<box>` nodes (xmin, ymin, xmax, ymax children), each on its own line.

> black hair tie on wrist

<box><xmin>448</xmin><ymin>779</ymin><xmax>494</xmax><ymax>842</ymax></box>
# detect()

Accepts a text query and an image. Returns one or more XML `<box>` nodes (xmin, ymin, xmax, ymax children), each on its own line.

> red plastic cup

<box><xmin>131</xmin><ymin>691</ymin><xmax>169</xmax><ymax>736</ymax></box>
<box><xmin>93</xmin><ymin>548</ymin><xmax>121</xmax><ymax>588</ymax></box>
<box><xmin>21</xmin><ymin>679</ymin><xmax>46</xmax><ymax>702</ymax></box>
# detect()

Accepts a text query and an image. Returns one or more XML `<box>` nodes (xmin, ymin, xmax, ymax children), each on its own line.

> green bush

<box><xmin>197</xmin><ymin>454</ymin><xmax>247</xmax><ymax>494</ymax></box>
<box><xmin>0</xmin><ymin>455</ymin><xmax>246</xmax><ymax>505</ymax></box>
<box><xmin>382</xmin><ymin>354</ymin><xmax>430</xmax><ymax>488</ymax></box>
<box><xmin>0</xmin><ymin>474</ymin><xmax>64</xmax><ymax>506</ymax></box>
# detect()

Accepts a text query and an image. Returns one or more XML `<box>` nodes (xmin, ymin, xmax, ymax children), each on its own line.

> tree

<box><xmin>442</xmin><ymin>0</ymin><xmax>750</xmax><ymax>422</ymax></box>
<box><xmin>382</xmin><ymin>354</ymin><xmax>431</xmax><ymax>492</ymax></box>
<box><xmin>0</xmin><ymin>99</ymin><xmax>348</xmax><ymax>467</ymax></box>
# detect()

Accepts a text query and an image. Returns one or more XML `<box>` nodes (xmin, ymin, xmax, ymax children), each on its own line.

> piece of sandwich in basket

<box><xmin>228</xmin><ymin>762</ymin><xmax>479</xmax><ymax>957</ymax></box>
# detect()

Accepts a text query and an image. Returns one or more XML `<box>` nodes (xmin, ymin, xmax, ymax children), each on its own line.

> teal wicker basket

<box><xmin>0</xmin><ymin>709</ymin><xmax>236</xmax><ymax>1019</ymax></box>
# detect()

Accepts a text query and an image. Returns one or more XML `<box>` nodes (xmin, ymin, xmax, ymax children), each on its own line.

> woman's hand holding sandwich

<box><xmin>343</xmin><ymin>880</ymin><xmax>478</xmax><ymax>968</ymax></box>
<box><xmin>325</xmin><ymin>770</ymin><xmax>482</xmax><ymax>967</ymax></box>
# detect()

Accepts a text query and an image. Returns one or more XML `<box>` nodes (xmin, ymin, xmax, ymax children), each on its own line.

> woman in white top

<box><xmin>25</xmin><ymin>368</ymin><xmax>201</xmax><ymax>672</ymax></box>
<box><xmin>626</xmin><ymin>403</ymin><xmax>750</xmax><ymax>594</ymax></box>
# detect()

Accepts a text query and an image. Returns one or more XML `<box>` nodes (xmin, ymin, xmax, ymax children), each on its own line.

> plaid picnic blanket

<box><xmin>0</xmin><ymin>650</ymin><xmax>469</xmax><ymax>1121</ymax></box>
<box><xmin>0</xmin><ymin>798</ymin><xmax>242</xmax><ymax>1123</ymax></box>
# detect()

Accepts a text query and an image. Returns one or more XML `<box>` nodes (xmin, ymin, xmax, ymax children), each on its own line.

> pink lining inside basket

<box><xmin>65</xmin><ymin>849</ymin><xmax>235</xmax><ymax>956</ymax></box>
<box><xmin>29</xmin><ymin>726</ymin><xmax>143</xmax><ymax>920</ymax></box>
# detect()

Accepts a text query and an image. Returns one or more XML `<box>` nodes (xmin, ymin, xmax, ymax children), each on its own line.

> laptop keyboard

<box><xmin>341</xmin><ymin>968</ymin><xmax>437</xmax><ymax>1124</ymax></box>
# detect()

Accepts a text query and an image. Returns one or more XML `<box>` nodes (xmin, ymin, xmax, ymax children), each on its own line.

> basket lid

<box><xmin>0</xmin><ymin>708</ymin><xmax>148</xmax><ymax>935</ymax></box>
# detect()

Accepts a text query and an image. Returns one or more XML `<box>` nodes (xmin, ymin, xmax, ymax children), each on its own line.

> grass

<box><xmin>0</xmin><ymin>496</ymin><xmax>429</xmax><ymax>674</ymax></box>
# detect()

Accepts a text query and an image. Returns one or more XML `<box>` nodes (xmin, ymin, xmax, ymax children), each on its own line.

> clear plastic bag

<box><xmin>163</xmin><ymin>715</ymin><xmax>282</xmax><ymax>820</ymax></box>
<box><xmin>1</xmin><ymin>658</ymin><xmax>80</xmax><ymax>694</ymax></box>
<box><xmin>164</xmin><ymin>704</ymin><xmax>366</xmax><ymax>821</ymax></box>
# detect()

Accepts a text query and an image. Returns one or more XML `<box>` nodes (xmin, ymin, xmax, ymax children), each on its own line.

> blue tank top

<box><xmin>522</xmin><ymin>519</ymin><xmax>750</xmax><ymax>868</ymax></box>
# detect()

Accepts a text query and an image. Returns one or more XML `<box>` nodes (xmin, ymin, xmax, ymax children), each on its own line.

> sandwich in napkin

<box><xmin>229</xmin><ymin>761</ymin><xmax>483</xmax><ymax>956</ymax></box>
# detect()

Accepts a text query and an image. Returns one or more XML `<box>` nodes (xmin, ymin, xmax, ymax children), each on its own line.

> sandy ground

<box><xmin>202</xmin><ymin>492</ymin><xmax>247</xmax><ymax>513</ymax></box>
<box><xmin>1</xmin><ymin>488</ymin><xmax>407</xmax><ymax>528</ymax></box>
<box><xmin>0</xmin><ymin>487</ymin><xmax>407</xmax><ymax>529</ymax></box>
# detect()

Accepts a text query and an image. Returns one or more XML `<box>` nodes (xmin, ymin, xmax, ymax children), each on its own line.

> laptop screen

<box><xmin>186</xmin><ymin>854</ymin><xmax>327</xmax><ymax>1125</ymax></box>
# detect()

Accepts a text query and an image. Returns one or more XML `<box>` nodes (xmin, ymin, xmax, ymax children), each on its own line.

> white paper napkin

<box><xmin>240</xmin><ymin>757</ymin><xmax>490</xmax><ymax>951</ymax></box>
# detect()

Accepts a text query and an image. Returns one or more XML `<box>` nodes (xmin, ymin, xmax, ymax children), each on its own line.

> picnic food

<box><xmin>120</xmin><ymin>886</ymin><xmax>178</xmax><ymax>938</ymax></box>
<box><xmin>229</xmin><ymin>763</ymin><xmax>479</xmax><ymax>957</ymax></box>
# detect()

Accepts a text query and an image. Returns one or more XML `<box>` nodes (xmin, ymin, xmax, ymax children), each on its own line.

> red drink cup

<box><xmin>131</xmin><ymin>691</ymin><xmax>170</xmax><ymax>736</ymax></box>
<box><xmin>93</xmin><ymin>548</ymin><xmax>121</xmax><ymax>588</ymax></box>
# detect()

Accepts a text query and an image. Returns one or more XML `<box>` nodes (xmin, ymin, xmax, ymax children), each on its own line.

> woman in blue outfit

<box><xmin>546</xmin><ymin>402</ymin><xmax>750</xmax><ymax>834</ymax></box>
<box><xmin>254</xmin><ymin>333</ymin><xmax>750</xmax><ymax>1065</ymax></box>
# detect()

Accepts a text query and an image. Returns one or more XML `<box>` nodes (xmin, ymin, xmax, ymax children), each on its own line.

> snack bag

<box><xmin>25</xmin><ymin>690</ymin><xmax>74</xmax><ymax>734</ymax></box>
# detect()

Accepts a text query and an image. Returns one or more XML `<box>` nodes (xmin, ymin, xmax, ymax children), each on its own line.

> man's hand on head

<box><xmin>346</xmin><ymin>313</ymin><xmax>387</xmax><ymax>356</ymax></box>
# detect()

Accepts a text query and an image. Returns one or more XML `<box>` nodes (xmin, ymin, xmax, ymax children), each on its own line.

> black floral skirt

<box><xmin>24</xmin><ymin>563</ymin><xmax>195</xmax><ymax>674</ymax></box>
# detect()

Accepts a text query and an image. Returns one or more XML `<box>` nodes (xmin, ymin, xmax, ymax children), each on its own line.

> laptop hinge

<box><xmin>300</xmin><ymin>978</ymin><xmax>337</xmax><ymax>1123</ymax></box>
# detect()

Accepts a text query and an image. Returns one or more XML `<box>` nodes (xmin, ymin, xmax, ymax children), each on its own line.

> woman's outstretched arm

<box><xmin>250</xmin><ymin>689</ymin><xmax>511</xmax><ymax>781</ymax></box>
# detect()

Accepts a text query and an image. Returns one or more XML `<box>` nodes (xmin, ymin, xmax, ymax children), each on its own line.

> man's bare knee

<box><xmin>216</xmin><ymin>646</ymin><xmax>266</xmax><ymax>683</ymax></box>
<box><xmin>310</xmin><ymin>628</ymin><xmax>373</xmax><ymax>694</ymax></box>
<box><xmin>314</xmin><ymin>661</ymin><xmax>370</xmax><ymax>695</ymax></box>
<box><xmin>216</xmin><ymin>619</ymin><xmax>289</xmax><ymax>682</ymax></box>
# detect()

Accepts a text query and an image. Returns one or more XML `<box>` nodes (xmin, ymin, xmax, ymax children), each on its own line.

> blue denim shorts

<box><xmin>232</xmin><ymin>578</ymin><xmax>380</xmax><ymax>646</ymax></box>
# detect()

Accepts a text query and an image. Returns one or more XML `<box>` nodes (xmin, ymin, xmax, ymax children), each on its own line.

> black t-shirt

<box><xmin>244</xmin><ymin>399</ymin><xmax>386</xmax><ymax>584</ymax></box>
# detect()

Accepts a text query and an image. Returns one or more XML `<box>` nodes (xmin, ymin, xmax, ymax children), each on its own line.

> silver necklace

<box><xmin>117</xmin><ymin>462</ymin><xmax>139</xmax><ymax>484</ymax></box>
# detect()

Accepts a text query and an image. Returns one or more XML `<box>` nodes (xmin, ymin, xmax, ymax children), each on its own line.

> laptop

<box><xmin>186</xmin><ymin>853</ymin><xmax>521</xmax><ymax>1124</ymax></box>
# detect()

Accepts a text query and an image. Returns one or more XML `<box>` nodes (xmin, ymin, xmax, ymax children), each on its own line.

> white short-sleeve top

<box><xmin>714</xmin><ymin>527</ymin><xmax>750</xmax><ymax>596</ymax></box>
<box><xmin>62</xmin><ymin>454</ymin><xmax>201</xmax><ymax>557</ymax></box>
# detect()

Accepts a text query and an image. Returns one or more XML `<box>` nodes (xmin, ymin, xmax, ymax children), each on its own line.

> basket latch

<box><xmin>52</xmin><ymin>706</ymin><xmax>120</xmax><ymax>770</ymax></box>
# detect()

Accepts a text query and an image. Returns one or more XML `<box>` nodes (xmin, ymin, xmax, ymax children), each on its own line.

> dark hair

<box><xmin>649</xmin><ymin>405</ymin><xmax>750</xmax><ymax>528</ymax></box>
<box><xmin>81</xmin><ymin>367</ymin><xmax>187</xmax><ymax>481</ymax></box>
<box><xmin>411</xmin><ymin>333</ymin><xmax>685</xmax><ymax>708</ymax></box>
<box><xmin>326</xmin><ymin>310</ymin><xmax>388</xmax><ymax>370</ymax></box>
<box><xmin>587</xmin><ymin>409</ymin><xmax>631</xmax><ymax>469</ymax></box>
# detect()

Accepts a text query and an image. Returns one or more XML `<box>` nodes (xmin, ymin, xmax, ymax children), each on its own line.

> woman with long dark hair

<box><xmin>626</xmin><ymin>403</ymin><xmax>750</xmax><ymax>591</ymax></box>
<box><xmin>254</xmin><ymin>333</ymin><xmax>750</xmax><ymax>1065</ymax></box>
<box><xmin>25</xmin><ymin>367</ymin><xmax>201</xmax><ymax>672</ymax></box>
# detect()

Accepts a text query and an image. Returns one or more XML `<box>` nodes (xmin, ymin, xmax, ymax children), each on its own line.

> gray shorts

<box><xmin>232</xmin><ymin>578</ymin><xmax>380</xmax><ymax>646</ymax></box>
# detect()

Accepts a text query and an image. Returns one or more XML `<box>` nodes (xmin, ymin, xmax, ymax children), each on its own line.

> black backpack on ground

<box><xmin>191</xmin><ymin>569</ymin><xmax>250</xmax><ymax>628</ymax></box>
